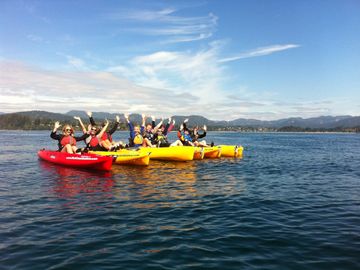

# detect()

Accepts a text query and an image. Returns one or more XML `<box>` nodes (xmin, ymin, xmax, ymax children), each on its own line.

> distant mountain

<box><xmin>0</xmin><ymin>110</ymin><xmax>359</xmax><ymax>131</ymax></box>
<box><xmin>17</xmin><ymin>110</ymin><xmax>74</xmax><ymax>122</ymax></box>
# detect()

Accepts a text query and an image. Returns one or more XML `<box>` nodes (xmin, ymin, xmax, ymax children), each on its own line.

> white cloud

<box><xmin>1</xmin><ymin>41</ymin><xmax>333</xmax><ymax>120</ymax></box>
<box><xmin>0</xmin><ymin>61</ymin><xmax>199</xmax><ymax>116</ymax></box>
<box><xmin>107</xmin><ymin>8</ymin><xmax>217</xmax><ymax>43</ymax></box>
<box><xmin>219</xmin><ymin>44</ymin><xmax>300</xmax><ymax>62</ymax></box>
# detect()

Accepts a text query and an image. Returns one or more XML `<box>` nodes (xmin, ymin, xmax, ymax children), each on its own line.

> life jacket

<box><xmin>182</xmin><ymin>133</ymin><xmax>192</xmax><ymax>142</ymax></box>
<box><xmin>133</xmin><ymin>134</ymin><xmax>143</xmax><ymax>145</ymax></box>
<box><xmin>144</xmin><ymin>130</ymin><xmax>154</xmax><ymax>140</ymax></box>
<box><xmin>101</xmin><ymin>132</ymin><xmax>112</xmax><ymax>142</ymax></box>
<box><xmin>60</xmin><ymin>135</ymin><xmax>76</xmax><ymax>147</ymax></box>
<box><xmin>89</xmin><ymin>136</ymin><xmax>100</xmax><ymax>147</ymax></box>
<box><xmin>156</xmin><ymin>134</ymin><xmax>167</xmax><ymax>144</ymax></box>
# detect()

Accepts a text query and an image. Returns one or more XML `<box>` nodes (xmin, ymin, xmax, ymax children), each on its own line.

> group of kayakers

<box><xmin>51</xmin><ymin>112</ymin><xmax>212</xmax><ymax>154</ymax></box>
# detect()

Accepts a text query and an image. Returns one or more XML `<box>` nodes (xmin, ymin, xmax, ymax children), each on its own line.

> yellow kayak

<box><xmin>219</xmin><ymin>145</ymin><xmax>244</xmax><ymax>158</ymax></box>
<box><xmin>90</xmin><ymin>149</ymin><xmax>150</xmax><ymax>166</ymax></box>
<box><xmin>202</xmin><ymin>146</ymin><xmax>222</xmax><ymax>158</ymax></box>
<box><xmin>138</xmin><ymin>146</ymin><xmax>195</xmax><ymax>161</ymax></box>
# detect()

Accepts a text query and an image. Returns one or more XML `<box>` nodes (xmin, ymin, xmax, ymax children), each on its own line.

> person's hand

<box><xmin>54</xmin><ymin>121</ymin><xmax>61</xmax><ymax>130</ymax></box>
<box><xmin>203</xmin><ymin>125</ymin><xmax>207</xmax><ymax>131</ymax></box>
<box><xmin>172</xmin><ymin>119</ymin><xmax>176</xmax><ymax>125</ymax></box>
<box><xmin>168</xmin><ymin>117</ymin><xmax>171</xmax><ymax>123</ymax></box>
<box><xmin>105</xmin><ymin>119</ymin><xmax>109</xmax><ymax>125</ymax></box>
<box><xmin>184</xmin><ymin>118</ymin><xmax>189</xmax><ymax>123</ymax></box>
<box><xmin>180</xmin><ymin>124</ymin><xmax>184</xmax><ymax>130</ymax></box>
<box><xmin>142</xmin><ymin>113</ymin><xmax>146</xmax><ymax>119</ymax></box>
<box><xmin>116</xmin><ymin>115</ymin><xmax>120</xmax><ymax>123</ymax></box>
<box><xmin>151</xmin><ymin>115</ymin><xmax>155</xmax><ymax>121</ymax></box>
<box><xmin>124</xmin><ymin>113</ymin><xmax>129</xmax><ymax>121</ymax></box>
<box><xmin>86</xmin><ymin>111</ymin><xmax>92</xmax><ymax>117</ymax></box>
<box><xmin>73</xmin><ymin>116</ymin><xmax>80</xmax><ymax>121</ymax></box>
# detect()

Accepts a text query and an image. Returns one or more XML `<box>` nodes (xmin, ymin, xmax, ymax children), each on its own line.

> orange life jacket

<box><xmin>89</xmin><ymin>136</ymin><xmax>100</xmax><ymax>147</ymax></box>
<box><xmin>101</xmin><ymin>132</ymin><xmax>112</xmax><ymax>142</ymax></box>
<box><xmin>60</xmin><ymin>135</ymin><xmax>76</xmax><ymax>147</ymax></box>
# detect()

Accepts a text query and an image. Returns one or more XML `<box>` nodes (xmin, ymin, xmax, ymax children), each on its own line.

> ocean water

<box><xmin>0</xmin><ymin>131</ymin><xmax>359</xmax><ymax>269</ymax></box>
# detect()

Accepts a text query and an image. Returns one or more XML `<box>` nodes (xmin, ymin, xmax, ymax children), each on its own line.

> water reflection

<box><xmin>111</xmin><ymin>161</ymin><xmax>199</xmax><ymax>208</ymax></box>
<box><xmin>39</xmin><ymin>161</ymin><xmax>114</xmax><ymax>198</ymax></box>
<box><xmin>39</xmin><ymin>158</ymin><xmax>246</xmax><ymax>208</ymax></box>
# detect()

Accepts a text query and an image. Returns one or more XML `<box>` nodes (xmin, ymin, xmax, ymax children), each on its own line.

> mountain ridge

<box><xmin>0</xmin><ymin>110</ymin><xmax>359</xmax><ymax>131</ymax></box>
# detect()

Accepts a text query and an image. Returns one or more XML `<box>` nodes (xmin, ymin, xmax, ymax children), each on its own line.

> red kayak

<box><xmin>38</xmin><ymin>150</ymin><xmax>113</xmax><ymax>171</ymax></box>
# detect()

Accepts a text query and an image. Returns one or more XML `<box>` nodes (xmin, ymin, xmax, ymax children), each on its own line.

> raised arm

<box><xmin>108</xmin><ymin>115</ymin><xmax>120</xmax><ymax>135</ymax></box>
<box><xmin>87</xmin><ymin>111</ymin><xmax>96</xmax><ymax>126</ymax></box>
<box><xmin>141</xmin><ymin>113</ymin><xmax>146</xmax><ymax>128</ymax></box>
<box><xmin>74</xmin><ymin>116</ymin><xmax>87</xmax><ymax>134</ymax></box>
<box><xmin>50</xmin><ymin>121</ymin><xmax>62</xmax><ymax>140</ymax></box>
<box><xmin>167</xmin><ymin>119</ymin><xmax>175</xmax><ymax>133</ymax></box>
<box><xmin>125</xmin><ymin>113</ymin><xmax>135</xmax><ymax>138</ymax></box>
<box><xmin>151</xmin><ymin>115</ymin><xmax>156</xmax><ymax>129</ymax></box>
<box><xmin>183</xmin><ymin>118</ymin><xmax>189</xmax><ymax>130</ymax></box>
<box><xmin>153</xmin><ymin>118</ymin><xmax>164</xmax><ymax>133</ymax></box>
<box><xmin>163</xmin><ymin>117</ymin><xmax>171</xmax><ymax>135</ymax></box>
<box><xmin>97</xmin><ymin>119</ymin><xmax>109</xmax><ymax>139</ymax></box>
<box><xmin>197</xmin><ymin>125</ymin><xmax>207</xmax><ymax>138</ymax></box>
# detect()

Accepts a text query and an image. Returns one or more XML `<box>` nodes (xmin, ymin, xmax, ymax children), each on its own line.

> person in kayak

<box><xmin>50</xmin><ymin>121</ymin><xmax>89</xmax><ymax>153</ymax></box>
<box><xmin>143</xmin><ymin>115</ymin><xmax>165</xmax><ymax>145</ymax></box>
<box><xmin>124</xmin><ymin>113</ymin><xmax>153</xmax><ymax>147</ymax></box>
<box><xmin>86</xmin><ymin>120</ymin><xmax>111</xmax><ymax>151</ymax></box>
<box><xmin>86</xmin><ymin>111</ymin><xmax>125</xmax><ymax>150</ymax></box>
<box><xmin>191</xmin><ymin>125</ymin><xmax>209</xmax><ymax>147</ymax></box>
<box><xmin>177</xmin><ymin>119</ymin><xmax>195</xmax><ymax>146</ymax></box>
<box><xmin>155</xmin><ymin>126</ymin><xmax>183</xmax><ymax>147</ymax></box>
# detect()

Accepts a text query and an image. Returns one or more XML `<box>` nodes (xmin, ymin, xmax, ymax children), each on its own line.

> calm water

<box><xmin>0</xmin><ymin>131</ymin><xmax>359</xmax><ymax>269</ymax></box>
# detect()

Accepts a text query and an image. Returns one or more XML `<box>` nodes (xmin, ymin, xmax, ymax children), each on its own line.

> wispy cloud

<box><xmin>108</xmin><ymin>42</ymin><xmax>225</xmax><ymax>103</ymax></box>
<box><xmin>219</xmin><ymin>44</ymin><xmax>300</xmax><ymax>63</ymax></box>
<box><xmin>27</xmin><ymin>34</ymin><xmax>44</xmax><ymax>43</ymax></box>
<box><xmin>107</xmin><ymin>8</ymin><xmax>217</xmax><ymax>43</ymax></box>
<box><xmin>66</xmin><ymin>55</ymin><xmax>87</xmax><ymax>70</ymax></box>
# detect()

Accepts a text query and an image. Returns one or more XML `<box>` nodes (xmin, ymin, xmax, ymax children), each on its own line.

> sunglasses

<box><xmin>65</xmin><ymin>128</ymin><xmax>72</xmax><ymax>131</ymax></box>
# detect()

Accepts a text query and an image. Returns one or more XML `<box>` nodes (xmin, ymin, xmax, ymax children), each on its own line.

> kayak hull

<box><xmin>202</xmin><ymin>146</ymin><xmax>222</xmax><ymax>158</ymax></box>
<box><xmin>90</xmin><ymin>150</ymin><xmax>150</xmax><ymax>166</ymax></box>
<box><xmin>139</xmin><ymin>146</ymin><xmax>194</xmax><ymax>161</ymax></box>
<box><xmin>219</xmin><ymin>145</ymin><xmax>244</xmax><ymax>157</ymax></box>
<box><xmin>193</xmin><ymin>147</ymin><xmax>205</xmax><ymax>160</ymax></box>
<box><xmin>38</xmin><ymin>150</ymin><xmax>113</xmax><ymax>171</ymax></box>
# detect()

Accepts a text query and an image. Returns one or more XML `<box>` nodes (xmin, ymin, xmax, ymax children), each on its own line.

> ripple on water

<box><xmin>0</xmin><ymin>131</ymin><xmax>360</xmax><ymax>269</ymax></box>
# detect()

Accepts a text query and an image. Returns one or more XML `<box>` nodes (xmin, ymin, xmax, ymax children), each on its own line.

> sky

<box><xmin>0</xmin><ymin>0</ymin><xmax>359</xmax><ymax>120</ymax></box>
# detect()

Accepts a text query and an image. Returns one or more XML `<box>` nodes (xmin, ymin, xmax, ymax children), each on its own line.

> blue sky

<box><xmin>0</xmin><ymin>0</ymin><xmax>359</xmax><ymax>120</ymax></box>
